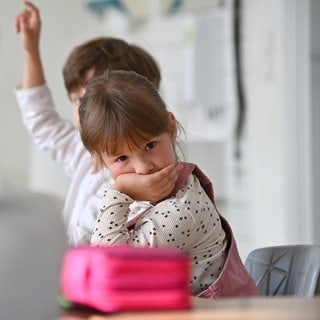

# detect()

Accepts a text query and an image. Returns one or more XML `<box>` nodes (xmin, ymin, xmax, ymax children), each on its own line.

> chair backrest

<box><xmin>245</xmin><ymin>245</ymin><xmax>320</xmax><ymax>297</ymax></box>
<box><xmin>0</xmin><ymin>190</ymin><xmax>67</xmax><ymax>319</ymax></box>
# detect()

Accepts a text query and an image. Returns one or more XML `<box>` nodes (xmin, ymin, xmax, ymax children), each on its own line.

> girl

<box><xmin>79</xmin><ymin>70</ymin><xmax>258</xmax><ymax>298</ymax></box>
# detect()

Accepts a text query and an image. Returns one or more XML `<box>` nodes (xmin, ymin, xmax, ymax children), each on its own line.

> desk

<box><xmin>58</xmin><ymin>296</ymin><xmax>320</xmax><ymax>320</ymax></box>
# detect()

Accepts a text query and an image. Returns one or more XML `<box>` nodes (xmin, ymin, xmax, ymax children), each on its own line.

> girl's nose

<box><xmin>134</xmin><ymin>158</ymin><xmax>154</xmax><ymax>175</ymax></box>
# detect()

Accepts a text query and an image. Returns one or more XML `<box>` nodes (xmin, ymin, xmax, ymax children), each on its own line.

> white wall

<box><xmin>242</xmin><ymin>0</ymin><xmax>288</xmax><ymax>253</ymax></box>
<box><xmin>240</xmin><ymin>0</ymin><xmax>318</xmax><ymax>257</ymax></box>
<box><xmin>311</xmin><ymin>0</ymin><xmax>320</xmax><ymax>245</ymax></box>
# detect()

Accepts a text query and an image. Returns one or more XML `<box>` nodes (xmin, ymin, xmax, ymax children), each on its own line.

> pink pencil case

<box><xmin>60</xmin><ymin>245</ymin><xmax>191</xmax><ymax>313</ymax></box>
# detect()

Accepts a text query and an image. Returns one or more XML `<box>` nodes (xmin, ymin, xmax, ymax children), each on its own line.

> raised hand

<box><xmin>15</xmin><ymin>1</ymin><xmax>41</xmax><ymax>54</ymax></box>
<box><xmin>15</xmin><ymin>1</ymin><xmax>45</xmax><ymax>88</ymax></box>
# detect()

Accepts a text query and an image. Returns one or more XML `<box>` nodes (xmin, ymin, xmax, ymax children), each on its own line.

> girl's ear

<box><xmin>167</xmin><ymin>112</ymin><xmax>177</xmax><ymax>141</ymax></box>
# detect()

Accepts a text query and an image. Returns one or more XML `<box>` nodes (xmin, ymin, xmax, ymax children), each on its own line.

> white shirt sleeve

<box><xmin>15</xmin><ymin>84</ymin><xmax>85</xmax><ymax>177</ymax></box>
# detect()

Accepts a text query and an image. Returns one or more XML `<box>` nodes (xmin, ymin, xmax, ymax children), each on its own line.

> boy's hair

<box><xmin>63</xmin><ymin>37</ymin><xmax>161</xmax><ymax>94</ymax></box>
<box><xmin>79</xmin><ymin>70</ymin><xmax>177</xmax><ymax>165</ymax></box>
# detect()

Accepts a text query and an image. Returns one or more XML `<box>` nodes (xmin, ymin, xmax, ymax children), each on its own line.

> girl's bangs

<box><xmin>104</xmin><ymin>128</ymin><xmax>152</xmax><ymax>156</ymax></box>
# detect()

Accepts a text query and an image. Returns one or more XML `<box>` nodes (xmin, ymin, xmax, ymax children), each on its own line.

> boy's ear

<box><xmin>168</xmin><ymin>112</ymin><xmax>177</xmax><ymax>141</ymax></box>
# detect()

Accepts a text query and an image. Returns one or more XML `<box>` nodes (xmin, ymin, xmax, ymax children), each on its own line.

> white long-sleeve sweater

<box><xmin>15</xmin><ymin>84</ymin><xmax>113</xmax><ymax>245</ymax></box>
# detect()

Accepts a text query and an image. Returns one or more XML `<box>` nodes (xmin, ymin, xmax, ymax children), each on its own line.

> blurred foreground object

<box><xmin>60</xmin><ymin>245</ymin><xmax>191</xmax><ymax>313</ymax></box>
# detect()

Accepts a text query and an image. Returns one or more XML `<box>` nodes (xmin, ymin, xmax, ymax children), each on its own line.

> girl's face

<box><xmin>102</xmin><ymin>130</ymin><xmax>177</xmax><ymax>180</ymax></box>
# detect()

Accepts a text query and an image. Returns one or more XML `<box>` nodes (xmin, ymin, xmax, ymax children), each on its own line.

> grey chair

<box><xmin>0</xmin><ymin>190</ymin><xmax>67</xmax><ymax>320</ymax></box>
<box><xmin>245</xmin><ymin>244</ymin><xmax>320</xmax><ymax>297</ymax></box>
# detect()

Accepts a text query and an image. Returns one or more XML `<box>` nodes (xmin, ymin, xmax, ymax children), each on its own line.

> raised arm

<box><xmin>15</xmin><ymin>1</ymin><xmax>45</xmax><ymax>88</ymax></box>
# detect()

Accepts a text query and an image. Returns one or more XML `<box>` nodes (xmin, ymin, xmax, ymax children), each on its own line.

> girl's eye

<box><xmin>145</xmin><ymin>141</ymin><xmax>156</xmax><ymax>151</ymax></box>
<box><xmin>116</xmin><ymin>155</ymin><xmax>128</xmax><ymax>162</ymax></box>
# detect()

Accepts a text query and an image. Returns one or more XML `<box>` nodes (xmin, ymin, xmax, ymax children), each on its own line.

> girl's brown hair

<box><xmin>79</xmin><ymin>70</ymin><xmax>179</xmax><ymax>165</ymax></box>
<box><xmin>63</xmin><ymin>37</ymin><xmax>161</xmax><ymax>94</ymax></box>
